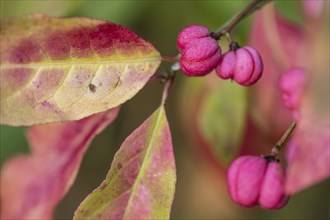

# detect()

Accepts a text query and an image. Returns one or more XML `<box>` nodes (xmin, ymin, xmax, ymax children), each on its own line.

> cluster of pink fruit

<box><xmin>177</xmin><ymin>25</ymin><xmax>263</xmax><ymax>86</ymax></box>
<box><xmin>177</xmin><ymin>25</ymin><xmax>291</xmax><ymax>210</ymax></box>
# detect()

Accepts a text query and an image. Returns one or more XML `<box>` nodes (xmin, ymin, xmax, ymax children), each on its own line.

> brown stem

<box><xmin>217</xmin><ymin>0</ymin><xmax>271</xmax><ymax>37</ymax></box>
<box><xmin>270</xmin><ymin>122</ymin><xmax>297</xmax><ymax>156</ymax></box>
<box><xmin>160</xmin><ymin>74</ymin><xmax>175</xmax><ymax>106</ymax></box>
<box><xmin>161</xmin><ymin>55</ymin><xmax>179</xmax><ymax>62</ymax></box>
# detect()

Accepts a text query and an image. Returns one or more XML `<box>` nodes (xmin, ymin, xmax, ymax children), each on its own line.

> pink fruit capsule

<box><xmin>180</xmin><ymin>37</ymin><xmax>222</xmax><ymax>76</ymax></box>
<box><xmin>279</xmin><ymin>67</ymin><xmax>306</xmax><ymax>110</ymax></box>
<box><xmin>303</xmin><ymin>0</ymin><xmax>325</xmax><ymax>20</ymax></box>
<box><xmin>259</xmin><ymin>161</ymin><xmax>289</xmax><ymax>209</ymax></box>
<box><xmin>177</xmin><ymin>25</ymin><xmax>210</xmax><ymax>52</ymax></box>
<box><xmin>227</xmin><ymin>155</ymin><xmax>290</xmax><ymax>210</ymax></box>
<box><xmin>227</xmin><ymin>156</ymin><xmax>267</xmax><ymax>207</ymax></box>
<box><xmin>177</xmin><ymin>24</ymin><xmax>222</xmax><ymax>76</ymax></box>
<box><xmin>216</xmin><ymin>45</ymin><xmax>263</xmax><ymax>86</ymax></box>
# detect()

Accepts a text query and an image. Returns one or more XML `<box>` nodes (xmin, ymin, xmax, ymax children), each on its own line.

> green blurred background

<box><xmin>0</xmin><ymin>1</ymin><xmax>328</xmax><ymax>219</ymax></box>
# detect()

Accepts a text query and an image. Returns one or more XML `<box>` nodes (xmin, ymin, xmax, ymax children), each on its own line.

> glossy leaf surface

<box><xmin>0</xmin><ymin>107</ymin><xmax>120</xmax><ymax>219</ymax></box>
<box><xmin>74</xmin><ymin>106</ymin><xmax>176</xmax><ymax>220</ymax></box>
<box><xmin>0</xmin><ymin>14</ymin><xmax>160</xmax><ymax>126</ymax></box>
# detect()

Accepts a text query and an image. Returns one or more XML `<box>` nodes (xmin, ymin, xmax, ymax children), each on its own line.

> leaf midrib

<box><xmin>122</xmin><ymin>106</ymin><xmax>165</xmax><ymax>219</ymax></box>
<box><xmin>0</xmin><ymin>57</ymin><xmax>160</xmax><ymax>69</ymax></box>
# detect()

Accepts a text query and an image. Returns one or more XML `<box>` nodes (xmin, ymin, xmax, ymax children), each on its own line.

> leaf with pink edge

<box><xmin>249</xmin><ymin>4</ymin><xmax>307</xmax><ymax>138</ymax></box>
<box><xmin>285</xmin><ymin>10</ymin><xmax>330</xmax><ymax>194</ymax></box>
<box><xmin>74</xmin><ymin>106</ymin><xmax>176</xmax><ymax>220</ymax></box>
<box><xmin>0</xmin><ymin>107</ymin><xmax>120</xmax><ymax>219</ymax></box>
<box><xmin>0</xmin><ymin>14</ymin><xmax>160</xmax><ymax>126</ymax></box>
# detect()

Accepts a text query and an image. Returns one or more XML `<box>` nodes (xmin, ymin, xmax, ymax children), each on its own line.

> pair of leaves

<box><xmin>1</xmin><ymin>14</ymin><xmax>176</xmax><ymax>219</ymax></box>
<box><xmin>1</xmin><ymin>105</ymin><xmax>175</xmax><ymax>219</ymax></box>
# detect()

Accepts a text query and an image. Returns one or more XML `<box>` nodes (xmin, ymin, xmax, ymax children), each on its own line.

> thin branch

<box><xmin>270</xmin><ymin>122</ymin><xmax>297</xmax><ymax>156</ymax></box>
<box><xmin>161</xmin><ymin>55</ymin><xmax>179</xmax><ymax>63</ymax></box>
<box><xmin>160</xmin><ymin>74</ymin><xmax>175</xmax><ymax>106</ymax></box>
<box><xmin>217</xmin><ymin>0</ymin><xmax>272</xmax><ymax>37</ymax></box>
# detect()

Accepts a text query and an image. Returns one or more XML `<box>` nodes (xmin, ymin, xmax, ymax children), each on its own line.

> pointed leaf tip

<box><xmin>0</xmin><ymin>14</ymin><xmax>161</xmax><ymax>126</ymax></box>
<box><xmin>74</xmin><ymin>106</ymin><xmax>176</xmax><ymax>220</ymax></box>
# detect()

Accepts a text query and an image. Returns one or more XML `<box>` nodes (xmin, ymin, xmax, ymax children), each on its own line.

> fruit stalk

<box><xmin>217</xmin><ymin>0</ymin><xmax>272</xmax><ymax>37</ymax></box>
<box><xmin>271</xmin><ymin>122</ymin><xmax>297</xmax><ymax>156</ymax></box>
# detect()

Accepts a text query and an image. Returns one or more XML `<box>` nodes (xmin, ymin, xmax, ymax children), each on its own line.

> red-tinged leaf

<box><xmin>0</xmin><ymin>107</ymin><xmax>120</xmax><ymax>219</ymax></box>
<box><xmin>249</xmin><ymin>4</ymin><xmax>307</xmax><ymax>139</ymax></box>
<box><xmin>74</xmin><ymin>106</ymin><xmax>176</xmax><ymax>220</ymax></box>
<box><xmin>285</xmin><ymin>121</ymin><xmax>329</xmax><ymax>194</ymax></box>
<box><xmin>285</xmin><ymin>10</ymin><xmax>330</xmax><ymax>194</ymax></box>
<box><xmin>0</xmin><ymin>14</ymin><xmax>160</xmax><ymax>126</ymax></box>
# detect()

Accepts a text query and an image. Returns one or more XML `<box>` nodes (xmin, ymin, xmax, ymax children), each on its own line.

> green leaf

<box><xmin>0</xmin><ymin>14</ymin><xmax>161</xmax><ymax>126</ymax></box>
<box><xmin>74</xmin><ymin>106</ymin><xmax>176</xmax><ymax>220</ymax></box>
<box><xmin>199</xmin><ymin>80</ymin><xmax>247</xmax><ymax>165</ymax></box>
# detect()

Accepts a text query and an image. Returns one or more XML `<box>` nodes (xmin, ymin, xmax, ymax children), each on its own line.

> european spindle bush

<box><xmin>0</xmin><ymin>1</ymin><xmax>329</xmax><ymax>219</ymax></box>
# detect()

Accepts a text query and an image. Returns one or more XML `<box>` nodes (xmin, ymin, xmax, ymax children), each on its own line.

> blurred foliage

<box><xmin>0</xmin><ymin>125</ymin><xmax>28</xmax><ymax>165</ymax></box>
<box><xmin>0</xmin><ymin>1</ymin><xmax>328</xmax><ymax>219</ymax></box>
<box><xmin>199</xmin><ymin>80</ymin><xmax>247</xmax><ymax>166</ymax></box>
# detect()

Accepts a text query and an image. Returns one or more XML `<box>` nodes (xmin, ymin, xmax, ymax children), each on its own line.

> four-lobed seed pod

<box><xmin>177</xmin><ymin>25</ymin><xmax>222</xmax><ymax>76</ymax></box>
<box><xmin>227</xmin><ymin>155</ymin><xmax>290</xmax><ymax>209</ymax></box>
<box><xmin>215</xmin><ymin>42</ymin><xmax>263</xmax><ymax>86</ymax></box>
<box><xmin>279</xmin><ymin>67</ymin><xmax>306</xmax><ymax>120</ymax></box>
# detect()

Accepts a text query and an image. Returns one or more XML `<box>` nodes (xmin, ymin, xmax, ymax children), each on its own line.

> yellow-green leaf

<box><xmin>199</xmin><ymin>80</ymin><xmax>247</xmax><ymax>165</ymax></box>
<box><xmin>74</xmin><ymin>106</ymin><xmax>176</xmax><ymax>220</ymax></box>
<box><xmin>0</xmin><ymin>14</ymin><xmax>161</xmax><ymax>126</ymax></box>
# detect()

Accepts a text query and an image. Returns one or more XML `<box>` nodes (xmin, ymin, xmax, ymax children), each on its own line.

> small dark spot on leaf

<box><xmin>89</xmin><ymin>83</ymin><xmax>96</xmax><ymax>92</ymax></box>
<box><xmin>117</xmin><ymin>162</ymin><xmax>122</xmax><ymax>169</ymax></box>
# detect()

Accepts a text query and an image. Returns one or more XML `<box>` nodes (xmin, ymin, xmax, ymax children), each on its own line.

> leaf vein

<box><xmin>122</xmin><ymin>106</ymin><xmax>164</xmax><ymax>218</ymax></box>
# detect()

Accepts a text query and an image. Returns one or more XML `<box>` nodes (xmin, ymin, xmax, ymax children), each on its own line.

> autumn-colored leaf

<box><xmin>250</xmin><ymin>3</ymin><xmax>329</xmax><ymax>194</ymax></box>
<box><xmin>249</xmin><ymin>4</ymin><xmax>306</xmax><ymax>139</ymax></box>
<box><xmin>0</xmin><ymin>107</ymin><xmax>120</xmax><ymax>219</ymax></box>
<box><xmin>0</xmin><ymin>14</ymin><xmax>160</xmax><ymax>126</ymax></box>
<box><xmin>285</xmin><ymin>8</ymin><xmax>330</xmax><ymax>194</ymax></box>
<box><xmin>74</xmin><ymin>106</ymin><xmax>176</xmax><ymax>220</ymax></box>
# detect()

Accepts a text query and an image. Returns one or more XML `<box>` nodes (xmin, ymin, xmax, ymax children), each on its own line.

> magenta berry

<box><xmin>177</xmin><ymin>25</ymin><xmax>222</xmax><ymax>76</ymax></box>
<box><xmin>227</xmin><ymin>156</ymin><xmax>267</xmax><ymax>207</ymax></box>
<box><xmin>177</xmin><ymin>25</ymin><xmax>210</xmax><ymax>52</ymax></box>
<box><xmin>227</xmin><ymin>155</ymin><xmax>290</xmax><ymax>209</ymax></box>
<box><xmin>216</xmin><ymin>44</ymin><xmax>263</xmax><ymax>86</ymax></box>
<box><xmin>180</xmin><ymin>38</ymin><xmax>222</xmax><ymax>76</ymax></box>
<box><xmin>259</xmin><ymin>162</ymin><xmax>290</xmax><ymax>209</ymax></box>
<box><xmin>279</xmin><ymin>67</ymin><xmax>306</xmax><ymax>120</ymax></box>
